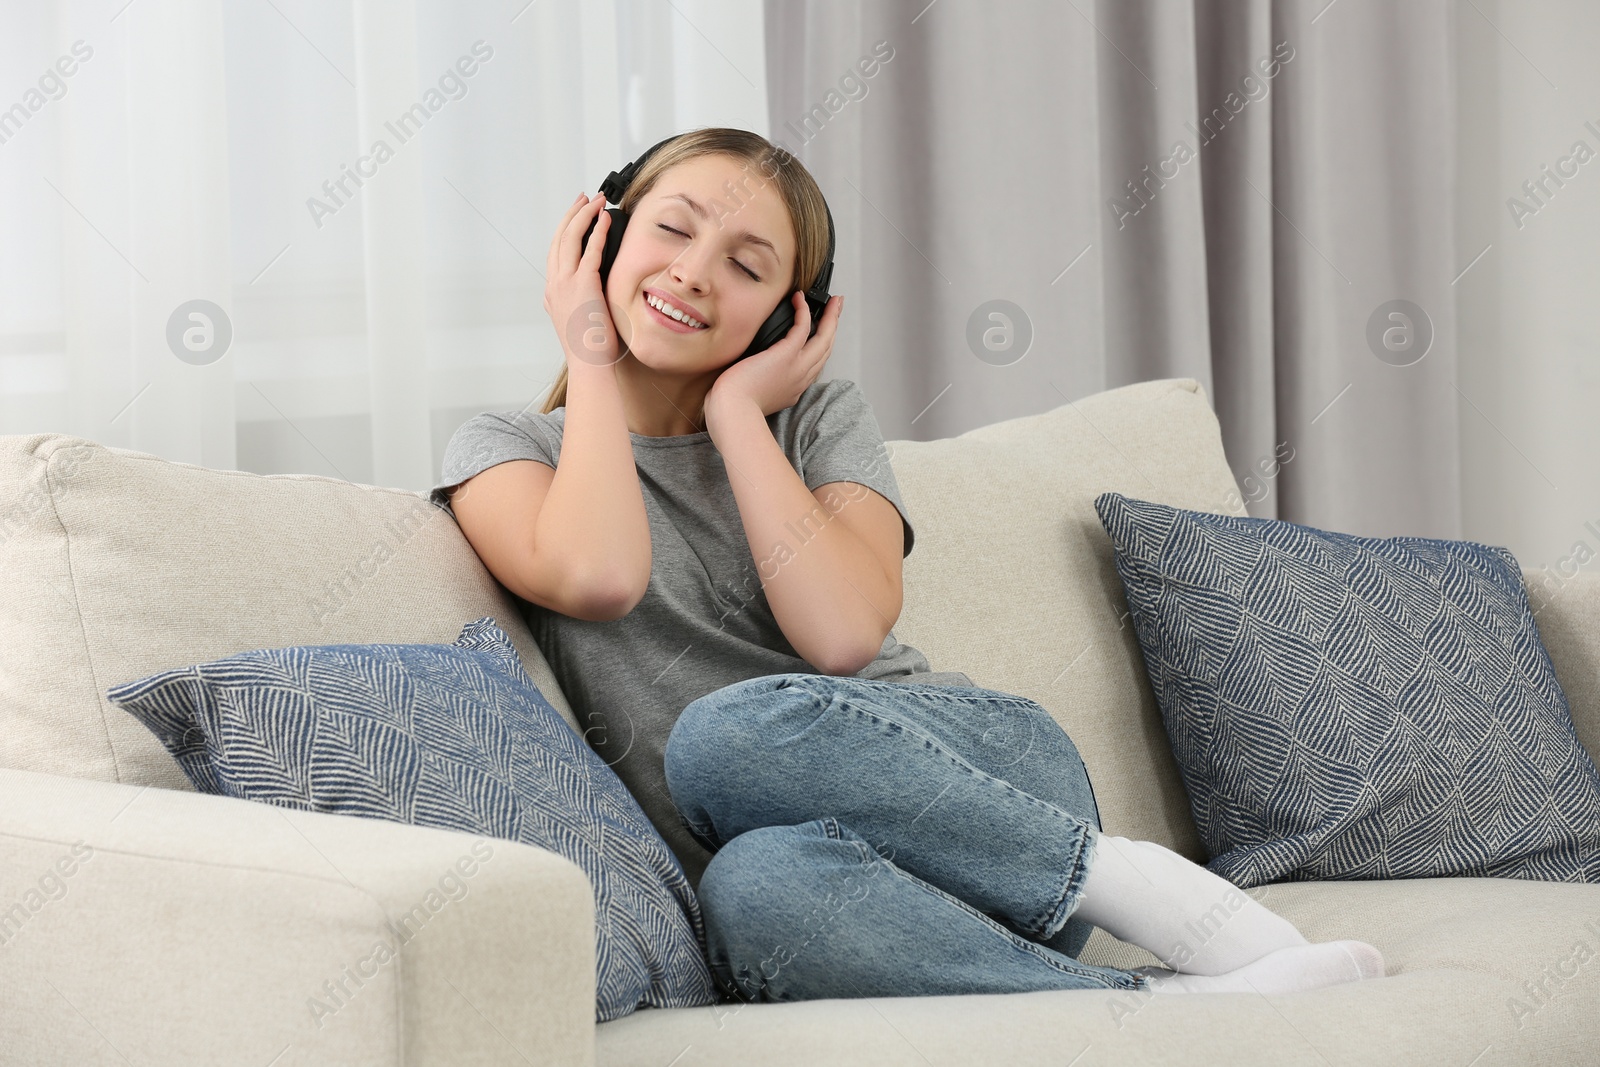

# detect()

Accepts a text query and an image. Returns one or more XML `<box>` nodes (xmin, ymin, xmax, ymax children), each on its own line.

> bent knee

<box><xmin>700</xmin><ymin>823</ymin><xmax>814</xmax><ymax>911</ymax></box>
<box><xmin>699</xmin><ymin>820</ymin><xmax>858</xmax><ymax>898</ymax></box>
<box><xmin>664</xmin><ymin>674</ymin><xmax>824</xmax><ymax>798</ymax></box>
<box><xmin>698</xmin><ymin>820</ymin><xmax>879</xmax><ymax>1001</ymax></box>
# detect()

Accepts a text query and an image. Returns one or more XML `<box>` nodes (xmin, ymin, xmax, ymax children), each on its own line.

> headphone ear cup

<box><xmin>803</xmin><ymin>293</ymin><xmax>828</xmax><ymax>335</ymax></box>
<box><xmin>740</xmin><ymin>301</ymin><xmax>793</xmax><ymax>360</ymax></box>
<box><xmin>580</xmin><ymin>207</ymin><xmax>629</xmax><ymax>288</ymax></box>
<box><xmin>738</xmin><ymin>292</ymin><xmax>827</xmax><ymax>360</ymax></box>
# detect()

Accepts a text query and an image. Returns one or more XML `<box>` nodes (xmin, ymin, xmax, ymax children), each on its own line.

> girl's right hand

<box><xmin>544</xmin><ymin>192</ymin><xmax>621</xmax><ymax>368</ymax></box>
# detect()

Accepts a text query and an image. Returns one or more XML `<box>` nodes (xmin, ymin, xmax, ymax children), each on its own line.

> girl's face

<box><xmin>604</xmin><ymin>153</ymin><xmax>798</xmax><ymax>374</ymax></box>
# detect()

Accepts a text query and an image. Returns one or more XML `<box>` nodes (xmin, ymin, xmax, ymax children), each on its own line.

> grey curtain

<box><xmin>765</xmin><ymin>0</ymin><xmax>1460</xmax><ymax>539</ymax></box>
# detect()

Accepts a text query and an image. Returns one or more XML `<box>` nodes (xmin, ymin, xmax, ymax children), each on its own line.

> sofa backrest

<box><xmin>884</xmin><ymin>377</ymin><xmax>1247</xmax><ymax>859</ymax></box>
<box><xmin>0</xmin><ymin>376</ymin><xmax>1243</xmax><ymax>861</ymax></box>
<box><xmin>0</xmin><ymin>433</ymin><xmax>579</xmax><ymax>794</ymax></box>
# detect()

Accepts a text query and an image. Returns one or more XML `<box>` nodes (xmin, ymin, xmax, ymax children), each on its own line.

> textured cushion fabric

<box><xmin>0</xmin><ymin>432</ymin><xmax>579</xmax><ymax>793</ymax></box>
<box><xmin>878</xmin><ymin>378</ymin><xmax>1251</xmax><ymax>860</ymax></box>
<box><xmin>102</xmin><ymin>615</ymin><xmax>718</xmax><ymax>1022</ymax></box>
<box><xmin>1093</xmin><ymin>490</ymin><xmax>1600</xmax><ymax>888</ymax></box>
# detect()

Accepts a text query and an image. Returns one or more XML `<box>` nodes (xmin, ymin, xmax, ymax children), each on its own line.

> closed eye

<box><xmin>657</xmin><ymin>223</ymin><xmax>762</xmax><ymax>282</ymax></box>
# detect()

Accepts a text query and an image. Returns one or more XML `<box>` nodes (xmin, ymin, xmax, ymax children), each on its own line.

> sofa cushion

<box><xmin>0</xmin><ymin>433</ymin><xmax>578</xmax><ymax>791</ymax></box>
<box><xmin>1094</xmin><ymin>490</ymin><xmax>1600</xmax><ymax>887</ymax></box>
<box><xmin>103</xmin><ymin>615</ymin><xmax>718</xmax><ymax>1022</ymax></box>
<box><xmin>593</xmin><ymin>874</ymin><xmax>1600</xmax><ymax>1065</ymax></box>
<box><xmin>882</xmin><ymin>378</ymin><xmax>1249</xmax><ymax>859</ymax></box>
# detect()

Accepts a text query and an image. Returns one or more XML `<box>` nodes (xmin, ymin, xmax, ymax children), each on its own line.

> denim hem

<box><xmin>1039</xmin><ymin>824</ymin><xmax>1098</xmax><ymax>943</ymax></box>
<box><xmin>828</xmin><ymin>818</ymin><xmax>1148</xmax><ymax>993</ymax></box>
<box><xmin>794</xmin><ymin>680</ymin><xmax>1101</xmax><ymax>941</ymax></box>
<box><xmin>900</xmin><ymin>853</ymin><xmax>1148</xmax><ymax>992</ymax></box>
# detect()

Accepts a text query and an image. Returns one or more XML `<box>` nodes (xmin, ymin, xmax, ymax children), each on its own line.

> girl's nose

<box><xmin>666</xmin><ymin>247</ymin><xmax>713</xmax><ymax>294</ymax></box>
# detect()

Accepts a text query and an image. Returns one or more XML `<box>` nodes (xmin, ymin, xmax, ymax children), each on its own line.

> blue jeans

<box><xmin>663</xmin><ymin>672</ymin><xmax>1154</xmax><ymax>1001</ymax></box>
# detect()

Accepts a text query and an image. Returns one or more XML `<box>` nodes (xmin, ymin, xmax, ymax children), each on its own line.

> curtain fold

<box><xmin>765</xmin><ymin>0</ymin><xmax>1462</xmax><ymax>540</ymax></box>
<box><xmin>353</xmin><ymin>0</ymin><xmax>431</xmax><ymax>491</ymax></box>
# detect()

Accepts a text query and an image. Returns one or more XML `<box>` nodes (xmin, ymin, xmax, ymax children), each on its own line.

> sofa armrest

<box><xmin>0</xmin><ymin>769</ymin><xmax>595</xmax><ymax>1067</ymax></box>
<box><xmin>1527</xmin><ymin>567</ymin><xmax>1600</xmax><ymax>767</ymax></box>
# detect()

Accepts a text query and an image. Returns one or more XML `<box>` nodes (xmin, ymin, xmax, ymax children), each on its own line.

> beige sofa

<box><xmin>3</xmin><ymin>377</ymin><xmax>1598</xmax><ymax>1066</ymax></box>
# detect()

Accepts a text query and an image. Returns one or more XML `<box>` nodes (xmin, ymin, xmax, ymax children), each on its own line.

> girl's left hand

<box><xmin>706</xmin><ymin>292</ymin><xmax>843</xmax><ymax>424</ymax></box>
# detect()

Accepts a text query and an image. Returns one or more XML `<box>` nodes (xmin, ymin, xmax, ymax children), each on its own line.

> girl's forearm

<box><xmin>709</xmin><ymin>398</ymin><xmax>897</xmax><ymax>674</ymax></box>
<box><xmin>535</xmin><ymin>360</ymin><xmax>652</xmax><ymax>615</ymax></box>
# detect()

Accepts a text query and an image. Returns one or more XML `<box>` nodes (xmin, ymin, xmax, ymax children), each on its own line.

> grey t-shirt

<box><xmin>429</xmin><ymin>377</ymin><xmax>972</xmax><ymax>889</ymax></box>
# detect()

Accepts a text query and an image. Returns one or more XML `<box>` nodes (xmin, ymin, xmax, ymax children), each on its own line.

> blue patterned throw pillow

<box><xmin>105</xmin><ymin>616</ymin><xmax>717</xmax><ymax>1021</ymax></box>
<box><xmin>1094</xmin><ymin>492</ymin><xmax>1600</xmax><ymax>888</ymax></box>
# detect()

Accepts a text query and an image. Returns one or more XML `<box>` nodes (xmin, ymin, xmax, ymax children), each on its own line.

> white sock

<box><xmin>1071</xmin><ymin>832</ymin><xmax>1309</xmax><ymax>975</ymax></box>
<box><xmin>1135</xmin><ymin>939</ymin><xmax>1386</xmax><ymax>995</ymax></box>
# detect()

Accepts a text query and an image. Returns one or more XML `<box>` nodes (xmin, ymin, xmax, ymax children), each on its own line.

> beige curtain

<box><xmin>765</xmin><ymin>0</ymin><xmax>1461</xmax><ymax>540</ymax></box>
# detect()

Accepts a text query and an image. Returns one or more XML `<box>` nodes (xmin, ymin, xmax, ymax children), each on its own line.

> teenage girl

<box><xmin>434</xmin><ymin>127</ymin><xmax>1386</xmax><ymax>1002</ymax></box>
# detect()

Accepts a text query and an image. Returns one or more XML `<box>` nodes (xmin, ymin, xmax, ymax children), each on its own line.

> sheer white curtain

<box><xmin>0</xmin><ymin>0</ymin><xmax>767</xmax><ymax>490</ymax></box>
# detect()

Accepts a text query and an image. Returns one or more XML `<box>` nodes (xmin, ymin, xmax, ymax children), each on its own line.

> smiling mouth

<box><xmin>643</xmin><ymin>292</ymin><xmax>709</xmax><ymax>330</ymax></box>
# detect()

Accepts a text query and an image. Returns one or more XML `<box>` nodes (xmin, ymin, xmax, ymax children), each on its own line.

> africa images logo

<box><xmin>305</xmin><ymin>41</ymin><xmax>494</xmax><ymax>229</ymax></box>
<box><xmin>1107</xmin><ymin>40</ymin><xmax>1295</xmax><ymax>230</ymax></box>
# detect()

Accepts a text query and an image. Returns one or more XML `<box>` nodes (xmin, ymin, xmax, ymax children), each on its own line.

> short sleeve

<box><xmin>791</xmin><ymin>378</ymin><xmax>916</xmax><ymax>558</ymax></box>
<box><xmin>429</xmin><ymin>409</ymin><xmax>563</xmax><ymax>518</ymax></box>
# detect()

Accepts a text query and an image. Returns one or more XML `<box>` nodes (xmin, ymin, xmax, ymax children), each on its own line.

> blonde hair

<box><xmin>539</xmin><ymin>127</ymin><xmax>832</xmax><ymax>414</ymax></box>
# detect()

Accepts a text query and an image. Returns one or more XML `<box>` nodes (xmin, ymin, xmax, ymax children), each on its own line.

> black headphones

<box><xmin>580</xmin><ymin>134</ymin><xmax>836</xmax><ymax>361</ymax></box>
